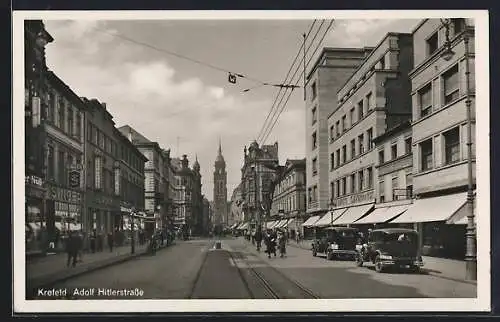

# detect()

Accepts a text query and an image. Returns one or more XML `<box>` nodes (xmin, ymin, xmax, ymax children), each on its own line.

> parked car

<box><xmin>312</xmin><ymin>226</ymin><xmax>361</xmax><ymax>260</ymax></box>
<box><xmin>356</xmin><ymin>228</ymin><xmax>424</xmax><ymax>273</ymax></box>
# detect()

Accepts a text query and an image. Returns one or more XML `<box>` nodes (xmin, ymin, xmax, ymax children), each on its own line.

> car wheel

<box><xmin>356</xmin><ymin>253</ymin><xmax>364</xmax><ymax>267</ymax></box>
<box><xmin>375</xmin><ymin>255</ymin><xmax>384</xmax><ymax>273</ymax></box>
<box><xmin>327</xmin><ymin>251</ymin><xmax>333</xmax><ymax>261</ymax></box>
<box><xmin>409</xmin><ymin>265</ymin><xmax>421</xmax><ymax>274</ymax></box>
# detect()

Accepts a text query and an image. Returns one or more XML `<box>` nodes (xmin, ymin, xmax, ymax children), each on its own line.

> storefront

<box><xmin>85</xmin><ymin>190</ymin><xmax>120</xmax><ymax>235</ymax></box>
<box><xmin>25</xmin><ymin>175</ymin><xmax>46</xmax><ymax>253</ymax></box>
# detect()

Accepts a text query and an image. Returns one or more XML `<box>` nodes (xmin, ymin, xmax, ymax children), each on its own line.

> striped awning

<box><xmin>266</xmin><ymin>221</ymin><xmax>276</xmax><ymax>229</ymax></box>
<box><xmin>302</xmin><ymin>215</ymin><xmax>320</xmax><ymax>227</ymax></box>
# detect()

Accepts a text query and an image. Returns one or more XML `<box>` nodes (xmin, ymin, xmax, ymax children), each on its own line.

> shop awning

<box><xmin>239</xmin><ymin>222</ymin><xmax>249</xmax><ymax>230</ymax></box>
<box><xmin>313</xmin><ymin>209</ymin><xmax>347</xmax><ymax>227</ymax></box>
<box><xmin>333</xmin><ymin>203</ymin><xmax>374</xmax><ymax>225</ymax></box>
<box><xmin>355</xmin><ymin>204</ymin><xmax>410</xmax><ymax>224</ymax></box>
<box><xmin>266</xmin><ymin>221</ymin><xmax>276</xmax><ymax>229</ymax></box>
<box><xmin>269</xmin><ymin>220</ymin><xmax>281</xmax><ymax>228</ymax></box>
<box><xmin>26</xmin><ymin>222</ymin><xmax>40</xmax><ymax>231</ymax></box>
<box><xmin>276</xmin><ymin>219</ymin><xmax>290</xmax><ymax>228</ymax></box>
<box><xmin>390</xmin><ymin>192</ymin><xmax>467</xmax><ymax>224</ymax></box>
<box><xmin>230</xmin><ymin>222</ymin><xmax>239</xmax><ymax>229</ymax></box>
<box><xmin>447</xmin><ymin>199</ymin><xmax>477</xmax><ymax>225</ymax></box>
<box><xmin>285</xmin><ymin>219</ymin><xmax>296</xmax><ymax>228</ymax></box>
<box><xmin>301</xmin><ymin>215</ymin><xmax>321</xmax><ymax>227</ymax></box>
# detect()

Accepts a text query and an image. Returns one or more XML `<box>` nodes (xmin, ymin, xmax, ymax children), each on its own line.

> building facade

<box><xmin>213</xmin><ymin>142</ymin><xmax>228</xmax><ymax>231</ymax></box>
<box><xmin>389</xmin><ymin>18</ymin><xmax>476</xmax><ymax>259</ymax></box>
<box><xmin>83</xmin><ymin>98</ymin><xmax>120</xmax><ymax>236</ymax></box>
<box><xmin>163</xmin><ymin>149</ymin><xmax>176</xmax><ymax>231</ymax></box>
<box><xmin>240</xmin><ymin>141</ymin><xmax>280</xmax><ymax>231</ymax></box>
<box><xmin>325</xmin><ymin>33</ymin><xmax>414</xmax><ymax>228</ymax></box>
<box><xmin>305</xmin><ymin>47</ymin><xmax>371</xmax><ymax>219</ymax></box>
<box><xmin>171</xmin><ymin>155</ymin><xmax>198</xmax><ymax>237</ymax></box>
<box><xmin>191</xmin><ymin>157</ymin><xmax>203</xmax><ymax>235</ymax></box>
<box><xmin>269</xmin><ymin>159</ymin><xmax>307</xmax><ymax>237</ymax></box>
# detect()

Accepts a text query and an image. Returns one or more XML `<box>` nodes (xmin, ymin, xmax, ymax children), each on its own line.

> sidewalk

<box><xmin>26</xmin><ymin>241</ymin><xmax>173</xmax><ymax>291</ymax></box>
<box><xmin>287</xmin><ymin>239</ymin><xmax>476</xmax><ymax>285</ymax></box>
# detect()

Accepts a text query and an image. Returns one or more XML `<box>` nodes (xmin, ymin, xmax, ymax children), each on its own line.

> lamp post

<box><xmin>329</xmin><ymin>201</ymin><xmax>335</xmax><ymax>226</ymax></box>
<box><xmin>440</xmin><ymin>19</ymin><xmax>476</xmax><ymax>280</ymax></box>
<box><xmin>130</xmin><ymin>208</ymin><xmax>135</xmax><ymax>254</ymax></box>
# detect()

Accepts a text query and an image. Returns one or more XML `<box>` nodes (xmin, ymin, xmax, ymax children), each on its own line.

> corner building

<box><xmin>324</xmin><ymin>33</ymin><xmax>414</xmax><ymax>229</ymax></box>
<box><xmin>390</xmin><ymin>19</ymin><xmax>476</xmax><ymax>259</ymax></box>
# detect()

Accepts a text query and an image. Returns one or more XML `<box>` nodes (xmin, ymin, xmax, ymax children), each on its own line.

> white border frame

<box><xmin>13</xmin><ymin>10</ymin><xmax>490</xmax><ymax>313</ymax></box>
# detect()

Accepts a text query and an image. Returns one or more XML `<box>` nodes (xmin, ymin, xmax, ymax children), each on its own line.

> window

<box><xmin>312</xmin><ymin>106</ymin><xmax>317</xmax><ymax>125</ymax></box>
<box><xmin>335</xmin><ymin>121</ymin><xmax>340</xmax><ymax>136</ymax></box>
<box><xmin>58</xmin><ymin>99</ymin><xmax>65</xmax><ymax>129</ymax></box>
<box><xmin>444</xmin><ymin>127</ymin><xmax>460</xmax><ymax>164</ymax></box>
<box><xmin>75</xmin><ymin>112</ymin><xmax>81</xmax><ymax>139</ymax></box>
<box><xmin>311</xmin><ymin>82</ymin><xmax>317</xmax><ymax>100</ymax></box>
<box><xmin>350</xmin><ymin>139</ymin><xmax>356</xmax><ymax>159</ymax></box>
<box><xmin>99</xmin><ymin>132</ymin><xmax>105</xmax><ymax>149</ymax></box>
<box><xmin>366</xmin><ymin>92</ymin><xmax>372</xmax><ymax>110</ymax></box>
<box><xmin>48</xmin><ymin>92</ymin><xmax>55</xmax><ymax>122</ymax></box>
<box><xmin>420</xmin><ymin>139</ymin><xmax>433</xmax><ymax>171</ymax></box>
<box><xmin>58</xmin><ymin>150</ymin><xmax>65</xmax><ymax>184</ymax></box>
<box><xmin>358</xmin><ymin>100</ymin><xmax>364</xmax><ymax>119</ymax></box>
<box><xmin>341</xmin><ymin>177</ymin><xmax>347</xmax><ymax>196</ymax></box>
<box><xmin>95</xmin><ymin>156</ymin><xmax>102</xmax><ymax>189</ymax></box>
<box><xmin>367</xmin><ymin>128</ymin><xmax>374</xmax><ymax>149</ymax></box>
<box><xmin>391</xmin><ymin>144</ymin><xmax>398</xmax><ymax>160</ymax></box>
<box><xmin>330</xmin><ymin>181</ymin><xmax>335</xmax><ymax>202</ymax></box>
<box><xmin>405</xmin><ymin>137</ymin><xmax>412</xmax><ymax>154</ymax></box>
<box><xmin>379</xmin><ymin>181</ymin><xmax>385</xmax><ymax>203</ymax></box>
<box><xmin>350</xmin><ymin>108</ymin><xmax>356</xmax><ymax>126</ymax></box>
<box><xmin>313</xmin><ymin>185</ymin><xmax>318</xmax><ymax>202</ymax></box>
<box><xmin>358</xmin><ymin>134</ymin><xmax>365</xmax><ymax>154</ymax></box>
<box><xmin>87</xmin><ymin>122</ymin><xmax>92</xmax><ymax>142</ymax></box>
<box><xmin>350</xmin><ymin>173</ymin><xmax>356</xmax><ymax>193</ymax></box>
<box><xmin>443</xmin><ymin>64</ymin><xmax>459</xmax><ymax>105</ymax></box>
<box><xmin>330</xmin><ymin>152</ymin><xmax>335</xmax><ymax>170</ymax></box>
<box><xmin>330</xmin><ymin>125</ymin><xmax>334</xmax><ymax>141</ymax></box>
<box><xmin>336</xmin><ymin>180</ymin><xmax>340</xmax><ymax>197</ymax></box>
<box><xmin>312</xmin><ymin>132</ymin><xmax>317</xmax><ymax>150</ymax></box>
<box><xmin>378</xmin><ymin>150</ymin><xmax>385</xmax><ymax>164</ymax></box>
<box><xmin>93</xmin><ymin>127</ymin><xmax>98</xmax><ymax>145</ymax></box>
<box><xmin>379</xmin><ymin>57</ymin><xmax>385</xmax><ymax>70</ymax></box>
<box><xmin>47</xmin><ymin>146</ymin><xmax>54</xmax><ymax>180</ymax></box>
<box><xmin>312</xmin><ymin>158</ymin><xmax>318</xmax><ymax>175</ymax></box>
<box><xmin>342</xmin><ymin>145</ymin><xmax>347</xmax><ymax>164</ymax></box>
<box><xmin>67</xmin><ymin>107</ymin><xmax>73</xmax><ymax>136</ymax></box>
<box><xmin>392</xmin><ymin>176</ymin><xmax>399</xmax><ymax>200</ymax></box>
<box><xmin>358</xmin><ymin>170</ymin><xmax>364</xmax><ymax>191</ymax></box>
<box><xmin>427</xmin><ymin>32</ymin><xmax>438</xmax><ymax>56</ymax></box>
<box><xmin>419</xmin><ymin>83</ymin><xmax>432</xmax><ymax>117</ymax></box>
<box><xmin>336</xmin><ymin>149</ymin><xmax>340</xmax><ymax>167</ymax></box>
<box><xmin>367</xmin><ymin>167</ymin><xmax>373</xmax><ymax>188</ymax></box>
<box><xmin>452</xmin><ymin>18</ymin><xmax>465</xmax><ymax>35</ymax></box>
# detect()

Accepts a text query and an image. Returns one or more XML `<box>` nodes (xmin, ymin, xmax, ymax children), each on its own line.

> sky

<box><xmin>43</xmin><ymin>17</ymin><xmax>421</xmax><ymax>201</ymax></box>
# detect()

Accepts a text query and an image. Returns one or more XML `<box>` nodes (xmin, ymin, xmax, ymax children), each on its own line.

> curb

<box><xmin>26</xmin><ymin>243</ymin><xmax>174</xmax><ymax>295</ymax></box>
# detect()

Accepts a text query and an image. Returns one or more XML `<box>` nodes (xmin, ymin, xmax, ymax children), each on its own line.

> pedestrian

<box><xmin>65</xmin><ymin>231</ymin><xmax>78</xmax><ymax>268</ymax></box>
<box><xmin>278</xmin><ymin>231</ymin><xmax>287</xmax><ymax>258</ymax></box>
<box><xmin>107</xmin><ymin>231</ymin><xmax>113</xmax><ymax>252</ymax></box>
<box><xmin>77</xmin><ymin>231</ymin><xmax>84</xmax><ymax>262</ymax></box>
<box><xmin>150</xmin><ymin>233</ymin><xmax>157</xmax><ymax>255</ymax></box>
<box><xmin>255</xmin><ymin>228</ymin><xmax>262</xmax><ymax>251</ymax></box>
<box><xmin>90</xmin><ymin>230</ymin><xmax>96</xmax><ymax>253</ymax></box>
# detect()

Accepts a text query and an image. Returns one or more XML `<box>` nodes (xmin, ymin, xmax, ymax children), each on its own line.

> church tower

<box><xmin>213</xmin><ymin>138</ymin><xmax>228</xmax><ymax>230</ymax></box>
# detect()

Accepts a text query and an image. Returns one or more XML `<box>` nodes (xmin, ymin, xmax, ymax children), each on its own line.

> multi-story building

<box><xmin>269</xmin><ymin>159</ymin><xmax>307</xmax><ymax>238</ymax></box>
<box><xmin>118</xmin><ymin>125</ymin><xmax>169</xmax><ymax>233</ymax></box>
<box><xmin>390</xmin><ymin>18</ymin><xmax>476</xmax><ymax>259</ymax></box>
<box><xmin>83</xmin><ymin>98</ymin><xmax>120</xmax><ymax>236</ymax></box>
<box><xmin>324</xmin><ymin>33</ymin><xmax>414</xmax><ymax>228</ymax></box>
<box><xmin>213</xmin><ymin>141</ymin><xmax>228</xmax><ymax>232</ymax></box>
<box><xmin>305</xmin><ymin>47</ymin><xmax>372</xmax><ymax>221</ymax></box>
<box><xmin>25</xmin><ymin>20</ymin><xmax>54</xmax><ymax>253</ymax></box>
<box><xmin>191</xmin><ymin>157</ymin><xmax>203</xmax><ymax>235</ymax></box>
<box><xmin>162</xmin><ymin>148</ymin><xmax>176</xmax><ymax>231</ymax></box>
<box><xmin>228</xmin><ymin>184</ymin><xmax>244</xmax><ymax>229</ymax></box>
<box><xmin>240</xmin><ymin>141</ymin><xmax>280</xmax><ymax>231</ymax></box>
<box><xmin>113</xmin><ymin>128</ymin><xmax>147</xmax><ymax>235</ymax></box>
<box><xmin>171</xmin><ymin>155</ymin><xmax>199</xmax><ymax>237</ymax></box>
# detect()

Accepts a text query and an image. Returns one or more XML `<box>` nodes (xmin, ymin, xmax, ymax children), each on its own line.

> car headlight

<box><xmin>379</xmin><ymin>254</ymin><xmax>392</xmax><ymax>260</ymax></box>
<box><xmin>331</xmin><ymin>243</ymin><xmax>339</xmax><ymax>250</ymax></box>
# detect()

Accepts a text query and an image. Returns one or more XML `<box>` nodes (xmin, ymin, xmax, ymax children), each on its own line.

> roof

<box><xmin>46</xmin><ymin>71</ymin><xmax>86</xmax><ymax>110</ymax></box>
<box><xmin>117</xmin><ymin>125</ymin><xmax>152</xmax><ymax>144</ymax></box>
<box><xmin>372</xmin><ymin>228</ymin><xmax>417</xmax><ymax>234</ymax></box>
<box><xmin>113</xmin><ymin>128</ymin><xmax>149</xmax><ymax>162</ymax></box>
<box><xmin>372</xmin><ymin>120</ymin><xmax>412</xmax><ymax>144</ymax></box>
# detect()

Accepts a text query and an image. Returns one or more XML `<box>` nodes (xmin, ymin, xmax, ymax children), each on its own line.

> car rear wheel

<box><xmin>375</xmin><ymin>255</ymin><xmax>385</xmax><ymax>273</ymax></box>
<box><xmin>356</xmin><ymin>253</ymin><xmax>364</xmax><ymax>267</ymax></box>
<box><xmin>409</xmin><ymin>265</ymin><xmax>420</xmax><ymax>274</ymax></box>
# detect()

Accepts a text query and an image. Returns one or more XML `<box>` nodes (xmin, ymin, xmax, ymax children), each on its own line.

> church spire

<box><xmin>218</xmin><ymin>137</ymin><xmax>222</xmax><ymax>155</ymax></box>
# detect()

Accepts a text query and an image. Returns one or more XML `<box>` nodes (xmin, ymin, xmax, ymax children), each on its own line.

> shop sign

<box><xmin>94</xmin><ymin>195</ymin><xmax>115</xmax><ymax>206</ymax></box>
<box><xmin>25</xmin><ymin>175</ymin><xmax>43</xmax><ymax>186</ymax></box>
<box><xmin>333</xmin><ymin>190</ymin><xmax>374</xmax><ymax>208</ymax></box>
<box><xmin>69</xmin><ymin>170</ymin><xmax>81</xmax><ymax>189</ymax></box>
<box><xmin>47</xmin><ymin>185</ymin><xmax>82</xmax><ymax>204</ymax></box>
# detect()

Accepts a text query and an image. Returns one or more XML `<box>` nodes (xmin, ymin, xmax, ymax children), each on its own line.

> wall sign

<box><xmin>332</xmin><ymin>190</ymin><xmax>374</xmax><ymax>208</ymax></box>
<box><xmin>46</xmin><ymin>185</ymin><xmax>82</xmax><ymax>204</ymax></box>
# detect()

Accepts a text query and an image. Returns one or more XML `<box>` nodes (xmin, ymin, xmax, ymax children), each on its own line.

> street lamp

<box><xmin>130</xmin><ymin>208</ymin><xmax>136</xmax><ymax>254</ymax></box>
<box><xmin>463</xmin><ymin>32</ymin><xmax>476</xmax><ymax>281</ymax></box>
<box><xmin>329</xmin><ymin>201</ymin><xmax>335</xmax><ymax>226</ymax></box>
<box><xmin>440</xmin><ymin>19</ymin><xmax>456</xmax><ymax>61</ymax></box>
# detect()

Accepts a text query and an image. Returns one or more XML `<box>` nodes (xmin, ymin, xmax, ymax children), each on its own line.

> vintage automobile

<box><xmin>356</xmin><ymin>228</ymin><xmax>424</xmax><ymax>273</ymax></box>
<box><xmin>312</xmin><ymin>226</ymin><xmax>361</xmax><ymax>260</ymax></box>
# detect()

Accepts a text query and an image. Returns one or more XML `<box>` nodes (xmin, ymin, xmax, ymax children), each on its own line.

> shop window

<box><xmin>391</xmin><ymin>143</ymin><xmax>398</xmax><ymax>160</ymax></box>
<box><xmin>350</xmin><ymin>173</ymin><xmax>356</xmax><ymax>193</ymax></box>
<box><xmin>426</xmin><ymin>31</ymin><xmax>438</xmax><ymax>56</ymax></box>
<box><xmin>420</xmin><ymin>139</ymin><xmax>433</xmax><ymax>171</ymax></box>
<box><xmin>405</xmin><ymin>137</ymin><xmax>412</xmax><ymax>154</ymax></box>
<box><xmin>419</xmin><ymin>83</ymin><xmax>432</xmax><ymax>118</ymax></box>
<box><xmin>443</xmin><ymin>64</ymin><xmax>459</xmax><ymax>105</ymax></box>
<box><xmin>444</xmin><ymin>127</ymin><xmax>460</xmax><ymax>164</ymax></box>
<box><xmin>367</xmin><ymin>167</ymin><xmax>373</xmax><ymax>188</ymax></box>
<box><xmin>350</xmin><ymin>139</ymin><xmax>356</xmax><ymax>160</ymax></box>
<box><xmin>312</xmin><ymin>132</ymin><xmax>317</xmax><ymax>150</ymax></box>
<box><xmin>379</xmin><ymin>149</ymin><xmax>385</xmax><ymax>164</ymax></box>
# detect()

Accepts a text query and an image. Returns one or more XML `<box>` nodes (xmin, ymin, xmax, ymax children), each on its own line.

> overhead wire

<box><xmin>260</xmin><ymin>19</ymin><xmax>335</xmax><ymax>145</ymax></box>
<box><xmin>258</xmin><ymin>20</ymin><xmax>327</xmax><ymax>145</ymax></box>
<box><xmin>255</xmin><ymin>19</ymin><xmax>318</xmax><ymax>143</ymax></box>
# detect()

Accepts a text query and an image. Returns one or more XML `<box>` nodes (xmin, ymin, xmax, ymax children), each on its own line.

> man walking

<box><xmin>65</xmin><ymin>231</ymin><xmax>78</xmax><ymax>268</ymax></box>
<box><xmin>107</xmin><ymin>231</ymin><xmax>114</xmax><ymax>252</ymax></box>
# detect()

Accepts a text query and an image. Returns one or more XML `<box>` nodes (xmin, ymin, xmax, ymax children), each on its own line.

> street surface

<box><xmin>37</xmin><ymin>237</ymin><xmax>476</xmax><ymax>299</ymax></box>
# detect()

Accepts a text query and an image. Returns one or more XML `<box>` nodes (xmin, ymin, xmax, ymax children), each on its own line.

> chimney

<box><xmin>128</xmin><ymin>128</ymin><xmax>133</xmax><ymax>142</ymax></box>
<box><xmin>102</xmin><ymin>102</ymin><xmax>107</xmax><ymax>110</ymax></box>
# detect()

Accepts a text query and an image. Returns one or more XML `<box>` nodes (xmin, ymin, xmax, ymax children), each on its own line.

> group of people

<box><xmin>251</xmin><ymin>229</ymin><xmax>288</xmax><ymax>259</ymax></box>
